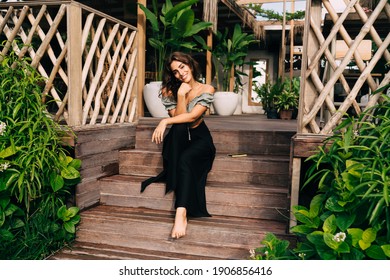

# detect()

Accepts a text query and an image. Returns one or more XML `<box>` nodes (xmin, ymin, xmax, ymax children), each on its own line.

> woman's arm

<box><xmin>173</xmin><ymin>83</ymin><xmax>192</xmax><ymax>116</ymax></box>
<box><xmin>162</xmin><ymin>84</ymin><xmax>190</xmax><ymax>117</ymax></box>
<box><xmin>152</xmin><ymin>104</ymin><xmax>207</xmax><ymax>144</ymax></box>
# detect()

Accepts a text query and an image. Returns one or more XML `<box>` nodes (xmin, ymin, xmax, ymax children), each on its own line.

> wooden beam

<box><xmin>289</xmin><ymin>0</ymin><xmax>295</xmax><ymax>78</ymax></box>
<box><xmin>256</xmin><ymin>20</ymin><xmax>304</xmax><ymax>26</ymax></box>
<box><xmin>67</xmin><ymin>3</ymin><xmax>82</xmax><ymax>126</ymax></box>
<box><xmin>236</xmin><ymin>0</ymin><xmax>305</xmax><ymax>5</ymax></box>
<box><xmin>206</xmin><ymin>29</ymin><xmax>213</xmax><ymax>85</ymax></box>
<box><xmin>137</xmin><ymin>0</ymin><xmax>146</xmax><ymax>118</ymax></box>
<box><xmin>278</xmin><ymin>0</ymin><xmax>287</xmax><ymax>79</ymax></box>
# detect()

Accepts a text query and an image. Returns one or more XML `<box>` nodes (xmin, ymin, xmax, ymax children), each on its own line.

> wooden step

<box><xmin>49</xmin><ymin>241</ymin><xmax>223</xmax><ymax>260</ymax></box>
<box><xmin>67</xmin><ymin>205</ymin><xmax>294</xmax><ymax>260</ymax></box>
<box><xmin>135</xmin><ymin>118</ymin><xmax>295</xmax><ymax>156</ymax></box>
<box><xmin>100</xmin><ymin>175</ymin><xmax>289</xmax><ymax>221</ymax></box>
<box><xmin>118</xmin><ymin>151</ymin><xmax>290</xmax><ymax>186</ymax></box>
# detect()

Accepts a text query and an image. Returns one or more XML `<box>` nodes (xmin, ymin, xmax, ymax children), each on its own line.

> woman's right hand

<box><xmin>177</xmin><ymin>82</ymin><xmax>191</xmax><ymax>97</ymax></box>
<box><xmin>152</xmin><ymin>119</ymin><xmax>168</xmax><ymax>144</ymax></box>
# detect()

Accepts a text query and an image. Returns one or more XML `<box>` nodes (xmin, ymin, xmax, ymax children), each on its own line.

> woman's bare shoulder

<box><xmin>202</xmin><ymin>84</ymin><xmax>215</xmax><ymax>94</ymax></box>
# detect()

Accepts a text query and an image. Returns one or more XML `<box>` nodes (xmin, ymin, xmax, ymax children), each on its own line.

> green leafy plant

<box><xmin>57</xmin><ymin>205</ymin><xmax>80</xmax><ymax>234</ymax></box>
<box><xmin>249</xmin><ymin>233</ymin><xmax>295</xmax><ymax>260</ymax></box>
<box><xmin>291</xmin><ymin>96</ymin><xmax>390</xmax><ymax>259</ymax></box>
<box><xmin>212</xmin><ymin>23</ymin><xmax>257</xmax><ymax>92</ymax></box>
<box><xmin>251</xmin><ymin>94</ymin><xmax>390</xmax><ymax>260</ymax></box>
<box><xmin>138</xmin><ymin>0</ymin><xmax>212</xmax><ymax>80</ymax></box>
<box><xmin>274</xmin><ymin>78</ymin><xmax>299</xmax><ymax>112</ymax></box>
<box><xmin>0</xmin><ymin>46</ymin><xmax>81</xmax><ymax>259</ymax></box>
<box><xmin>253</xmin><ymin>79</ymin><xmax>274</xmax><ymax>112</ymax></box>
<box><xmin>254</xmin><ymin>77</ymin><xmax>298</xmax><ymax>117</ymax></box>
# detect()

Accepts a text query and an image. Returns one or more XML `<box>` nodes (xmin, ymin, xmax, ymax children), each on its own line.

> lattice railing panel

<box><xmin>299</xmin><ymin>0</ymin><xmax>390</xmax><ymax>135</ymax></box>
<box><xmin>0</xmin><ymin>1</ymin><xmax>137</xmax><ymax>126</ymax></box>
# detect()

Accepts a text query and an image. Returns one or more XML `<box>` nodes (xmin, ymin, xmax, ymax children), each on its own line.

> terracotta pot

<box><xmin>279</xmin><ymin>109</ymin><xmax>293</xmax><ymax>120</ymax></box>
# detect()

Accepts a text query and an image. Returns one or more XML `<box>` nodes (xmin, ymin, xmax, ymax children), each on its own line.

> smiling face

<box><xmin>170</xmin><ymin>60</ymin><xmax>193</xmax><ymax>83</ymax></box>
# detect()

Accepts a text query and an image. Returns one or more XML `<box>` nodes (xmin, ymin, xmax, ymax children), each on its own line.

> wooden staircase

<box><xmin>51</xmin><ymin>115</ymin><xmax>297</xmax><ymax>260</ymax></box>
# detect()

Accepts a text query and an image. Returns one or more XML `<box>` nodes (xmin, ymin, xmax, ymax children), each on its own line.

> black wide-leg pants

<box><xmin>141</xmin><ymin>122</ymin><xmax>215</xmax><ymax>217</ymax></box>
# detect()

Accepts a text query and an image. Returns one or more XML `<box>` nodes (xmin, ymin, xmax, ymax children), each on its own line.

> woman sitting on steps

<box><xmin>141</xmin><ymin>51</ymin><xmax>216</xmax><ymax>239</ymax></box>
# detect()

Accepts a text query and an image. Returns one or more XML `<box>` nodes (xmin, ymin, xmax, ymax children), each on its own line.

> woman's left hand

<box><xmin>152</xmin><ymin>119</ymin><xmax>168</xmax><ymax>144</ymax></box>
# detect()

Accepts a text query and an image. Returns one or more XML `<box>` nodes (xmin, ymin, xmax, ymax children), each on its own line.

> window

<box><xmin>249</xmin><ymin>58</ymin><xmax>268</xmax><ymax>106</ymax></box>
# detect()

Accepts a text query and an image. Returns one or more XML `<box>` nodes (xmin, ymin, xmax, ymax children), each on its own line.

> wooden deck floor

<box><xmin>142</xmin><ymin>113</ymin><xmax>298</xmax><ymax>132</ymax></box>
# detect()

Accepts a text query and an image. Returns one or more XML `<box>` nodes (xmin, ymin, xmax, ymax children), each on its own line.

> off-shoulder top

<box><xmin>161</xmin><ymin>93</ymin><xmax>214</xmax><ymax>126</ymax></box>
<box><xmin>161</xmin><ymin>92</ymin><xmax>214</xmax><ymax>114</ymax></box>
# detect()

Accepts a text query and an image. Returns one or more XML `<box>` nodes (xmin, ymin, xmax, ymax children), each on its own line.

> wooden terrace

<box><xmin>0</xmin><ymin>0</ymin><xmax>389</xmax><ymax>259</ymax></box>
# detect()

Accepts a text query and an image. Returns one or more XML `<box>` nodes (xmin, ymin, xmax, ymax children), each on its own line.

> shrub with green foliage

<box><xmin>292</xmin><ymin>95</ymin><xmax>390</xmax><ymax>260</ymax></box>
<box><xmin>0</xmin><ymin>48</ymin><xmax>81</xmax><ymax>259</ymax></box>
<box><xmin>250</xmin><ymin>94</ymin><xmax>390</xmax><ymax>260</ymax></box>
<box><xmin>249</xmin><ymin>233</ymin><xmax>293</xmax><ymax>260</ymax></box>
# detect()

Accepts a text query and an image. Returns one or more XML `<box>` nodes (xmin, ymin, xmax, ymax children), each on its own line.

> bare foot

<box><xmin>171</xmin><ymin>207</ymin><xmax>187</xmax><ymax>239</ymax></box>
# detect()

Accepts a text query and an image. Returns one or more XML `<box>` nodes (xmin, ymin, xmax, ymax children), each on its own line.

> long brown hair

<box><xmin>161</xmin><ymin>52</ymin><xmax>201</xmax><ymax>99</ymax></box>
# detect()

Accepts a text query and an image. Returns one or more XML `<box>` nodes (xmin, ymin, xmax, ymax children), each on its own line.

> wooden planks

<box><xmin>73</xmin><ymin>123</ymin><xmax>136</xmax><ymax>209</ymax></box>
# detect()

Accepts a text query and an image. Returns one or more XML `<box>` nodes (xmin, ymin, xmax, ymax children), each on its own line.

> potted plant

<box><xmin>253</xmin><ymin>78</ymin><xmax>282</xmax><ymax>119</ymax></box>
<box><xmin>211</xmin><ymin>23</ymin><xmax>257</xmax><ymax>116</ymax></box>
<box><xmin>139</xmin><ymin>0</ymin><xmax>212</xmax><ymax>117</ymax></box>
<box><xmin>274</xmin><ymin>77</ymin><xmax>300</xmax><ymax>120</ymax></box>
<box><xmin>254</xmin><ymin>80</ymin><xmax>275</xmax><ymax>118</ymax></box>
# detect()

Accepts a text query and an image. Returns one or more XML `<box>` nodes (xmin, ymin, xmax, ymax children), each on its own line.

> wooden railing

<box><xmin>0</xmin><ymin>1</ymin><xmax>138</xmax><ymax>127</ymax></box>
<box><xmin>290</xmin><ymin>0</ymin><xmax>390</xmax><ymax>229</ymax></box>
<box><xmin>298</xmin><ymin>0</ymin><xmax>390</xmax><ymax>135</ymax></box>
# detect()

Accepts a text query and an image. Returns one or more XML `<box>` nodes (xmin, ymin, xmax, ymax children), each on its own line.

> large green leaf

<box><xmin>307</xmin><ymin>231</ymin><xmax>325</xmax><ymax>247</ymax></box>
<box><xmin>362</xmin><ymin>228</ymin><xmax>377</xmax><ymax>244</ymax></box>
<box><xmin>381</xmin><ymin>244</ymin><xmax>390</xmax><ymax>258</ymax></box>
<box><xmin>64</xmin><ymin>221</ymin><xmax>76</xmax><ymax>234</ymax></box>
<box><xmin>184</xmin><ymin>22</ymin><xmax>213</xmax><ymax>37</ymax></box>
<box><xmin>309</xmin><ymin>194</ymin><xmax>326</xmax><ymax>218</ymax></box>
<box><xmin>61</xmin><ymin>166</ymin><xmax>80</xmax><ymax>180</ymax></box>
<box><xmin>323</xmin><ymin>214</ymin><xmax>337</xmax><ymax>234</ymax></box>
<box><xmin>69</xmin><ymin>158</ymin><xmax>82</xmax><ymax>170</ymax></box>
<box><xmin>138</xmin><ymin>3</ymin><xmax>159</xmax><ymax>32</ymax></box>
<box><xmin>50</xmin><ymin>172</ymin><xmax>64</xmax><ymax>192</ymax></box>
<box><xmin>165</xmin><ymin>0</ymin><xmax>197</xmax><ymax>22</ymax></box>
<box><xmin>290</xmin><ymin>225</ymin><xmax>316</xmax><ymax>235</ymax></box>
<box><xmin>347</xmin><ymin>228</ymin><xmax>363</xmax><ymax>247</ymax></box>
<box><xmin>317</xmin><ymin>248</ymin><xmax>337</xmax><ymax>260</ymax></box>
<box><xmin>366</xmin><ymin>245</ymin><xmax>387</xmax><ymax>259</ymax></box>
<box><xmin>174</xmin><ymin>9</ymin><xmax>194</xmax><ymax>38</ymax></box>
<box><xmin>149</xmin><ymin>38</ymin><xmax>164</xmax><ymax>51</ymax></box>
<box><xmin>336</xmin><ymin>213</ymin><xmax>356</xmax><ymax>231</ymax></box>
<box><xmin>0</xmin><ymin>146</ymin><xmax>18</xmax><ymax>159</ymax></box>
<box><xmin>325</xmin><ymin>196</ymin><xmax>345</xmax><ymax>212</ymax></box>
<box><xmin>67</xmin><ymin>207</ymin><xmax>79</xmax><ymax>218</ymax></box>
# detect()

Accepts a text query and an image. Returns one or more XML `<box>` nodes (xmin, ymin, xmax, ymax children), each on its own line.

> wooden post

<box><xmin>278</xmin><ymin>0</ymin><xmax>287</xmax><ymax>79</ymax></box>
<box><xmin>206</xmin><ymin>28</ymin><xmax>213</xmax><ymax>85</ymax></box>
<box><xmin>289</xmin><ymin>0</ymin><xmax>295</xmax><ymax>79</ymax></box>
<box><xmin>229</xmin><ymin>64</ymin><xmax>235</xmax><ymax>92</ymax></box>
<box><xmin>289</xmin><ymin>157</ymin><xmax>301</xmax><ymax>228</ymax></box>
<box><xmin>289</xmin><ymin>0</ymin><xmax>322</xmax><ymax>231</ymax></box>
<box><xmin>67</xmin><ymin>3</ymin><xmax>82</xmax><ymax>126</ymax></box>
<box><xmin>297</xmin><ymin>0</ymin><xmax>322</xmax><ymax>134</ymax></box>
<box><xmin>137</xmin><ymin>0</ymin><xmax>146</xmax><ymax>117</ymax></box>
